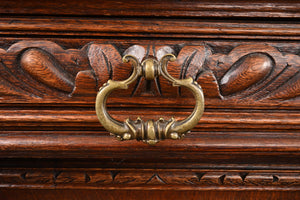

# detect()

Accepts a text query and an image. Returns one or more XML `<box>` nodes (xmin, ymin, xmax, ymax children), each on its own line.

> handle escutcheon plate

<box><xmin>95</xmin><ymin>54</ymin><xmax>204</xmax><ymax>145</ymax></box>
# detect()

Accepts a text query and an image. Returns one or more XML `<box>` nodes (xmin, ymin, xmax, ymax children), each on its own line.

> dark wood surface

<box><xmin>0</xmin><ymin>0</ymin><xmax>299</xmax><ymax>199</ymax></box>
<box><xmin>1</xmin><ymin>0</ymin><xmax>300</xmax><ymax>18</ymax></box>
<box><xmin>1</xmin><ymin>189</ymin><xmax>300</xmax><ymax>200</ymax></box>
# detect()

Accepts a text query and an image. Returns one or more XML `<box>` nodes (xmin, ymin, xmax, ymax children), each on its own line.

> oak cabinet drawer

<box><xmin>0</xmin><ymin>0</ymin><xmax>299</xmax><ymax>199</ymax></box>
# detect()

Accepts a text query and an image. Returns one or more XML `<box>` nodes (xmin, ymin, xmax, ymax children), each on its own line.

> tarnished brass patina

<box><xmin>95</xmin><ymin>54</ymin><xmax>204</xmax><ymax>145</ymax></box>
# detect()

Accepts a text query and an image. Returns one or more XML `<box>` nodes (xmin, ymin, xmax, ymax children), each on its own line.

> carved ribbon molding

<box><xmin>0</xmin><ymin>41</ymin><xmax>299</xmax><ymax>104</ymax></box>
<box><xmin>0</xmin><ymin>168</ymin><xmax>299</xmax><ymax>189</ymax></box>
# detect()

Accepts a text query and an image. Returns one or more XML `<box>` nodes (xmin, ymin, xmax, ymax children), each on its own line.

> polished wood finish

<box><xmin>1</xmin><ymin>0</ymin><xmax>300</xmax><ymax>18</ymax></box>
<box><xmin>1</xmin><ymin>167</ymin><xmax>300</xmax><ymax>189</ymax></box>
<box><xmin>0</xmin><ymin>0</ymin><xmax>299</xmax><ymax>199</ymax></box>
<box><xmin>1</xmin><ymin>189</ymin><xmax>299</xmax><ymax>200</ymax></box>
<box><xmin>1</xmin><ymin>41</ymin><xmax>299</xmax><ymax>106</ymax></box>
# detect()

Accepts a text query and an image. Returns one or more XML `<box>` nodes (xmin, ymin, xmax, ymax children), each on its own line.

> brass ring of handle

<box><xmin>95</xmin><ymin>54</ymin><xmax>204</xmax><ymax>145</ymax></box>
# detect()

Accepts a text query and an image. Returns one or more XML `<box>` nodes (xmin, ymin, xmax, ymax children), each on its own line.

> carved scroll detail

<box><xmin>206</xmin><ymin>44</ymin><xmax>300</xmax><ymax>101</ymax></box>
<box><xmin>219</xmin><ymin>53</ymin><xmax>273</xmax><ymax>96</ymax></box>
<box><xmin>0</xmin><ymin>41</ymin><xmax>93</xmax><ymax>99</ymax></box>
<box><xmin>21</xmin><ymin>48</ymin><xmax>75</xmax><ymax>93</ymax></box>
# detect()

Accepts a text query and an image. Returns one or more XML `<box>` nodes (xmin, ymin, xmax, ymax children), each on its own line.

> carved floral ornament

<box><xmin>0</xmin><ymin>41</ymin><xmax>299</xmax><ymax>103</ymax></box>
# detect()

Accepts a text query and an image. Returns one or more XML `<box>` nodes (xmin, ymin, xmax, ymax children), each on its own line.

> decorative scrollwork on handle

<box><xmin>95</xmin><ymin>54</ymin><xmax>205</xmax><ymax>145</ymax></box>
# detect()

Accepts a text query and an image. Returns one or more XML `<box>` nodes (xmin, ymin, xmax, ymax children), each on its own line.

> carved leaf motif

<box><xmin>177</xmin><ymin>45</ymin><xmax>206</xmax><ymax>80</ymax></box>
<box><xmin>123</xmin><ymin>45</ymin><xmax>145</xmax><ymax>62</ymax></box>
<box><xmin>0</xmin><ymin>41</ymin><xmax>298</xmax><ymax>106</ymax></box>
<box><xmin>130</xmin><ymin>45</ymin><xmax>171</xmax><ymax>97</ymax></box>
<box><xmin>12</xmin><ymin>41</ymin><xmax>92</xmax><ymax>96</ymax></box>
<box><xmin>164</xmin><ymin>45</ymin><xmax>208</xmax><ymax>97</ymax></box>
<box><xmin>88</xmin><ymin>44</ymin><xmax>112</xmax><ymax>88</ymax></box>
<box><xmin>71</xmin><ymin>70</ymin><xmax>97</xmax><ymax>96</ymax></box>
<box><xmin>156</xmin><ymin>46</ymin><xmax>175</xmax><ymax>61</ymax></box>
<box><xmin>9</xmin><ymin>40</ymin><xmax>91</xmax><ymax>78</ymax></box>
<box><xmin>0</xmin><ymin>56</ymin><xmax>31</xmax><ymax>97</ymax></box>
<box><xmin>264</xmin><ymin>54</ymin><xmax>300</xmax><ymax>100</ymax></box>
<box><xmin>88</xmin><ymin>44</ymin><xmax>132</xmax><ymax>90</ymax></box>
<box><xmin>20</xmin><ymin>48</ymin><xmax>75</xmax><ymax>93</ymax></box>
<box><xmin>219</xmin><ymin>53</ymin><xmax>273</xmax><ymax>96</ymax></box>
<box><xmin>267</xmin><ymin>70</ymin><xmax>300</xmax><ymax>100</ymax></box>
<box><xmin>197</xmin><ymin>70</ymin><xmax>221</xmax><ymax>98</ymax></box>
<box><xmin>0</xmin><ymin>79</ymin><xmax>25</xmax><ymax>97</ymax></box>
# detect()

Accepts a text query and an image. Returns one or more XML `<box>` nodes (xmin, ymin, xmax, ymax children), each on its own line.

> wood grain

<box><xmin>1</xmin><ymin>17</ymin><xmax>300</xmax><ymax>40</ymax></box>
<box><xmin>0</xmin><ymin>41</ymin><xmax>299</xmax><ymax>108</ymax></box>
<box><xmin>0</xmin><ymin>168</ymin><xmax>299</xmax><ymax>189</ymax></box>
<box><xmin>0</xmin><ymin>0</ymin><xmax>299</xmax><ymax>198</ymax></box>
<box><xmin>1</xmin><ymin>189</ymin><xmax>299</xmax><ymax>200</ymax></box>
<box><xmin>220</xmin><ymin>53</ymin><xmax>273</xmax><ymax>96</ymax></box>
<box><xmin>1</xmin><ymin>0</ymin><xmax>300</xmax><ymax>18</ymax></box>
<box><xmin>20</xmin><ymin>48</ymin><xmax>75</xmax><ymax>93</ymax></box>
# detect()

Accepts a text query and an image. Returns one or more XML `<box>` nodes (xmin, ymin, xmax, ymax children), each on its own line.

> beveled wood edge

<box><xmin>1</xmin><ymin>109</ymin><xmax>299</xmax><ymax>130</ymax></box>
<box><xmin>1</xmin><ymin>0</ymin><xmax>300</xmax><ymax>18</ymax></box>
<box><xmin>1</xmin><ymin>17</ymin><xmax>300</xmax><ymax>39</ymax></box>
<box><xmin>0</xmin><ymin>132</ymin><xmax>299</xmax><ymax>158</ymax></box>
<box><xmin>0</xmin><ymin>108</ymin><xmax>299</xmax><ymax>158</ymax></box>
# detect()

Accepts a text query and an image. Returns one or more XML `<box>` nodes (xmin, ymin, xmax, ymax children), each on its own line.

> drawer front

<box><xmin>0</xmin><ymin>40</ymin><xmax>299</xmax><ymax>146</ymax></box>
<box><xmin>0</xmin><ymin>0</ymin><xmax>299</xmax><ymax>195</ymax></box>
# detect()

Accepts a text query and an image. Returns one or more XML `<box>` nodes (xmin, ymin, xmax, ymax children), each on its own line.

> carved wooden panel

<box><xmin>0</xmin><ymin>0</ymin><xmax>299</xmax><ymax>198</ymax></box>
<box><xmin>0</xmin><ymin>41</ymin><xmax>299</xmax><ymax>109</ymax></box>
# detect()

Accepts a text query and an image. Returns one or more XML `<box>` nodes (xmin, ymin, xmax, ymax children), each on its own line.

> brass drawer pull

<box><xmin>95</xmin><ymin>54</ymin><xmax>204</xmax><ymax>145</ymax></box>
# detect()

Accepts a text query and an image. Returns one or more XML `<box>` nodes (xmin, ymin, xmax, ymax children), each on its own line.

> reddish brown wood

<box><xmin>0</xmin><ymin>168</ymin><xmax>300</xmax><ymax>189</ymax></box>
<box><xmin>1</xmin><ymin>17</ymin><xmax>300</xmax><ymax>40</ymax></box>
<box><xmin>0</xmin><ymin>41</ymin><xmax>299</xmax><ymax>107</ymax></box>
<box><xmin>1</xmin><ymin>0</ymin><xmax>300</xmax><ymax>18</ymax></box>
<box><xmin>0</xmin><ymin>0</ymin><xmax>299</xmax><ymax>199</ymax></box>
<box><xmin>20</xmin><ymin>48</ymin><xmax>75</xmax><ymax>93</ymax></box>
<box><xmin>219</xmin><ymin>53</ymin><xmax>273</xmax><ymax>96</ymax></box>
<box><xmin>1</xmin><ymin>189</ymin><xmax>300</xmax><ymax>200</ymax></box>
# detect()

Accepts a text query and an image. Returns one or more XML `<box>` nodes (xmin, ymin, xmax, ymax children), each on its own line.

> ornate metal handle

<box><xmin>95</xmin><ymin>54</ymin><xmax>204</xmax><ymax>145</ymax></box>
